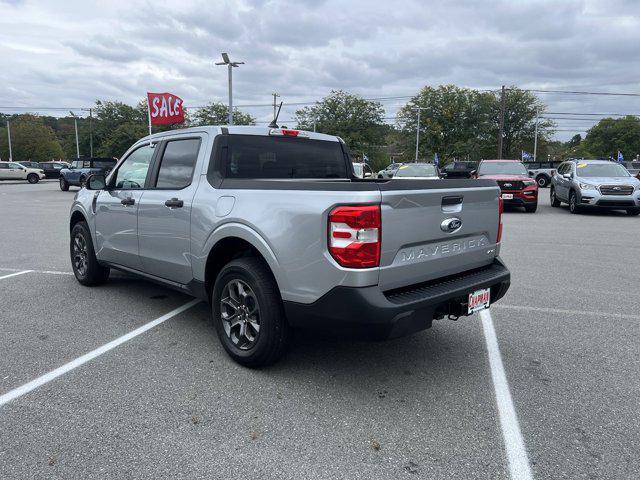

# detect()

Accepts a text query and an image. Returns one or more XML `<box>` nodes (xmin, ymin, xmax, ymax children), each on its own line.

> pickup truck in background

<box><xmin>69</xmin><ymin>126</ymin><xmax>510</xmax><ymax>367</ymax></box>
<box><xmin>523</xmin><ymin>160</ymin><xmax>563</xmax><ymax>188</ymax></box>
<box><xmin>59</xmin><ymin>158</ymin><xmax>117</xmax><ymax>190</ymax></box>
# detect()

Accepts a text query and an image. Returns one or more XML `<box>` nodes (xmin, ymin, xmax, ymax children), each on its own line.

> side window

<box><xmin>9</xmin><ymin>163</ymin><xmax>22</xmax><ymax>170</ymax></box>
<box><xmin>73</xmin><ymin>161</ymin><xmax>82</xmax><ymax>169</ymax></box>
<box><xmin>155</xmin><ymin>138</ymin><xmax>200</xmax><ymax>189</ymax></box>
<box><xmin>112</xmin><ymin>145</ymin><xmax>154</xmax><ymax>189</ymax></box>
<box><xmin>0</xmin><ymin>164</ymin><xmax>8</xmax><ymax>169</ymax></box>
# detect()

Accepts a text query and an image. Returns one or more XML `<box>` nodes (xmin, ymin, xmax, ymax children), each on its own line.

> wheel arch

<box><xmin>201</xmin><ymin>224</ymin><xmax>285</xmax><ymax>300</ymax></box>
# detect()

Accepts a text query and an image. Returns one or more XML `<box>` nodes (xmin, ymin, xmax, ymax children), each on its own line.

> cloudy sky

<box><xmin>1</xmin><ymin>0</ymin><xmax>639</xmax><ymax>139</ymax></box>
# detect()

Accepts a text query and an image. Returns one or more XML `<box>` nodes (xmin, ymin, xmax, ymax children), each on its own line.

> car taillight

<box><xmin>497</xmin><ymin>197</ymin><xmax>504</xmax><ymax>243</ymax></box>
<box><xmin>328</xmin><ymin>205</ymin><xmax>381</xmax><ymax>268</ymax></box>
<box><xmin>268</xmin><ymin>128</ymin><xmax>308</xmax><ymax>137</ymax></box>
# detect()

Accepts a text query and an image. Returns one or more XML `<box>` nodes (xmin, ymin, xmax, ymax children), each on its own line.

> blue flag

<box><xmin>617</xmin><ymin>150</ymin><xmax>624</xmax><ymax>162</ymax></box>
<box><xmin>434</xmin><ymin>153</ymin><xmax>440</xmax><ymax>166</ymax></box>
<box><xmin>363</xmin><ymin>154</ymin><xmax>369</xmax><ymax>163</ymax></box>
<box><xmin>521</xmin><ymin>150</ymin><xmax>533</xmax><ymax>161</ymax></box>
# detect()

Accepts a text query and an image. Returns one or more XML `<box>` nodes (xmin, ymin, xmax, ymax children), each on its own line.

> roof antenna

<box><xmin>268</xmin><ymin>102</ymin><xmax>283</xmax><ymax>128</ymax></box>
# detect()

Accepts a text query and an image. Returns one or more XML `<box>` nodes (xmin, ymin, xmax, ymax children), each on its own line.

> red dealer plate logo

<box><xmin>468</xmin><ymin>288</ymin><xmax>491</xmax><ymax>314</ymax></box>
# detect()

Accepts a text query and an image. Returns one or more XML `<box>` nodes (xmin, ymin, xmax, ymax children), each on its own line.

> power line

<box><xmin>546</xmin><ymin>111</ymin><xmax>640</xmax><ymax>117</ymax></box>
<box><xmin>522</xmin><ymin>88</ymin><xmax>640</xmax><ymax>97</ymax></box>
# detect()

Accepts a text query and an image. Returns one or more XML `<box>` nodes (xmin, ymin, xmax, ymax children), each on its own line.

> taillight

<box><xmin>328</xmin><ymin>205</ymin><xmax>381</xmax><ymax>268</ymax></box>
<box><xmin>268</xmin><ymin>128</ymin><xmax>308</xmax><ymax>137</ymax></box>
<box><xmin>497</xmin><ymin>197</ymin><xmax>504</xmax><ymax>243</ymax></box>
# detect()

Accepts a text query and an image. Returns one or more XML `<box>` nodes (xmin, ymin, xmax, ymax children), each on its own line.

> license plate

<box><xmin>501</xmin><ymin>193</ymin><xmax>513</xmax><ymax>200</ymax></box>
<box><xmin>468</xmin><ymin>288</ymin><xmax>491</xmax><ymax>314</ymax></box>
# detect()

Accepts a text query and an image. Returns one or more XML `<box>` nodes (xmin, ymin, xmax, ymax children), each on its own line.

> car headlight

<box><xmin>579</xmin><ymin>182</ymin><xmax>597</xmax><ymax>190</ymax></box>
<box><xmin>523</xmin><ymin>179</ymin><xmax>536</xmax><ymax>186</ymax></box>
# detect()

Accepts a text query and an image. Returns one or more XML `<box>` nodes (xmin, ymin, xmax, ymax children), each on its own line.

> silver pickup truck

<box><xmin>69</xmin><ymin>126</ymin><xmax>510</xmax><ymax>366</ymax></box>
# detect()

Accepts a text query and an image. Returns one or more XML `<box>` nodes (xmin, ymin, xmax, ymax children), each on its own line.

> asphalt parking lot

<box><xmin>1</xmin><ymin>180</ymin><xmax>639</xmax><ymax>479</ymax></box>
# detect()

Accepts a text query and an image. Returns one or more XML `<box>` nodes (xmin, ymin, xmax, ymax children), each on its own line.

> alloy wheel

<box><xmin>72</xmin><ymin>232</ymin><xmax>88</xmax><ymax>276</ymax></box>
<box><xmin>220</xmin><ymin>279</ymin><xmax>260</xmax><ymax>350</ymax></box>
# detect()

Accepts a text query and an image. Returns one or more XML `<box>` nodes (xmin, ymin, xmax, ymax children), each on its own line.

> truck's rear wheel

<box><xmin>59</xmin><ymin>176</ymin><xmax>69</xmax><ymax>191</ymax></box>
<box><xmin>212</xmin><ymin>257</ymin><xmax>290</xmax><ymax>367</ymax></box>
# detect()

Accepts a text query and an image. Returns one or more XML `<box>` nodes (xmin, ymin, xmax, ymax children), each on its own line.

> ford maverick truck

<box><xmin>69</xmin><ymin>126</ymin><xmax>510</xmax><ymax>366</ymax></box>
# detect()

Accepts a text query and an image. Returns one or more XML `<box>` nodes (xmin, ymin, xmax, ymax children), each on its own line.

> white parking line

<box><xmin>480</xmin><ymin>309</ymin><xmax>533</xmax><ymax>480</ymax></box>
<box><xmin>0</xmin><ymin>299</ymin><xmax>201</xmax><ymax>408</ymax></box>
<box><xmin>494</xmin><ymin>304</ymin><xmax>640</xmax><ymax>321</ymax></box>
<box><xmin>0</xmin><ymin>267</ymin><xmax>73</xmax><ymax>276</ymax></box>
<box><xmin>0</xmin><ymin>270</ymin><xmax>32</xmax><ymax>280</ymax></box>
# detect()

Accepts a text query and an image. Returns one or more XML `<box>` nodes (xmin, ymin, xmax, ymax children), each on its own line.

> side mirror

<box><xmin>364</xmin><ymin>172</ymin><xmax>372</xmax><ymax>178</ymax></box>
<box><xmin>562</xmin><ymin>173</ymin><xmax>572</xmax><ymax>179</ymax></box>
<box><xmin>470</xmin><ymin>170</ymin><xmax>477</xmax><ymax>176</ymax></box>
<box><xmin>86</xmin><ymin>174</ymin><xmax>106</xmax><ymax>190</ymax></box>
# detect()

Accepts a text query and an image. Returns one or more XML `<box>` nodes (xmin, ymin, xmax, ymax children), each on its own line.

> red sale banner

<box><xmin>147</xmin><ymin>92</ymin><xmax>185</xmax><ymax>125</ymax></box>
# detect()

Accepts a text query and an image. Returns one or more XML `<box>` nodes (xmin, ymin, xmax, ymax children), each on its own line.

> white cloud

<box><xmin>1</xmin><ymin>0</ymin><xmax>639</xmax><ymax>138</ymax></box>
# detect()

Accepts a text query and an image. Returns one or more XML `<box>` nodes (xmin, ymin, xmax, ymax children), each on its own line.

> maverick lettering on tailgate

<box><xmin>398</xmin><ymin>235</ymin><xmax>489</xmax><ymax>264</ymax></box>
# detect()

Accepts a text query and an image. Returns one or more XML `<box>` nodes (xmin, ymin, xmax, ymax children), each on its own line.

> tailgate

<box><xmin>377</xmin><ymin>179</ymin><xmax>500</xmax><ymax>290</ymax></box>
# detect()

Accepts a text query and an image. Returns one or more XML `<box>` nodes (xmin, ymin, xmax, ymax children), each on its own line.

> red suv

<box><xmin>475</xmin><ymin>160</ymin><xmax>538</xmax><ymax>212</ymax></box>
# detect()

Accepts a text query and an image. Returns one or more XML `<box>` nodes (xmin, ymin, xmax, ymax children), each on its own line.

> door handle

<box><xmin>121</xmin><ymin>197</ymin><xmax>135</xmax><ymax>206</ymax></box>
<box><xmin>164</xmin><ymin>198</ymin><xmax>184</xmax><ymax>208</ymax></box>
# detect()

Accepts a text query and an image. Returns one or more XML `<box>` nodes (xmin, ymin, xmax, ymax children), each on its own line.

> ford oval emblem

<box><xmin>441</xmin><ymin>217</ymin><xmax>463</xmax><ymax>233</ymax></box>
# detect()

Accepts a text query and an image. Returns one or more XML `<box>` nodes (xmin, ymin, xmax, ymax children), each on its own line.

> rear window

<box><xmin>156</xmin><ymin>138</ymin><xmax>200</xmax><ymax>188</ymax></box>
<box><xmin>224</xmin><ymin>135</ymin><xmax>348</xmax><ymax>179</ymax></box>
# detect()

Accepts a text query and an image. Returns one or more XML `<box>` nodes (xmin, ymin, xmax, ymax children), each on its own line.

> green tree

<box><xmin>579</xmin><ymin>116</ymin><xmax>640</xmax><ymax>159</ymax></box>
<box><xmin>98</xmin><ymin>122</ymin><xmax>148</xmax><ymax>158</ymax></box>
<box><xmin>294</xmin><ymin>90</ymin><xmax>386</xmax><ymax>153</ymax></box>
<box><xmin>395</xmin><ymin>85</ymin><xmax>553</xmax><ymax>163</ymax></box>
<box><xmin>191</xmin><ymin>102</ymin><xmax>255</xmax><ymax>126</ymax></box>
<box><xmin>0</xmin><ymin>114</ymin><xmax>64</xmax><ymax>161</ymax></box>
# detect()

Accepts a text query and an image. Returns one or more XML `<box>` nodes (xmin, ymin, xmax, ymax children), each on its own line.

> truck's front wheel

<box><xmin>212</xmin><ymin>257</ymin><xmax>290</xmax><ymax>367</ymax></box>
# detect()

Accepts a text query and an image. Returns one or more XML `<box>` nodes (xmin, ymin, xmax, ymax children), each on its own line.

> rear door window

<box><xmin>224</xmin><ymin>135</ymin><xmax>348</xmax><ymax>179</ymax></box>
<box><xmin>155</xmin><ymin>138</ymin><xmax>200</xmax><ymax>189</ymax></box>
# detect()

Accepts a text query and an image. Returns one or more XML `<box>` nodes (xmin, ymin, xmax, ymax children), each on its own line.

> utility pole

<box><xmin>215</xmin><ymin>53</ymin><xmax>244</xmax><ymax>125</ymax></box>
<box><xmin>313</xmin><ymin>120</ymin><xmax>316</xmax><ymax>132</ymax></box>
<box><xmin>272</xmin><ymin>93</ymin><xmax>280</xmax><ymax>119</ymax></box>
<box><xmin>414</xmin><ymin>107</ymin><xmax>426</xmax><ymax>162</ymax></box>
<box><xmin>7</xmin><ymin>120</ymin><xmax>12</xmax><ymax>161</ymax></box>
<box><xmin>533</xmin><ymin>110</ymin><xmax>539</xmax><ymax>162</ymax></box>
<box><xmin>497</xmin><ymin>85</ymin><xmax>506</xmax><ymax>159</ymax></box>
<box><xmin>89</xmin><ymin>108</ymin><xmax>94</xmax><ymax>157</ymax></box>
<box><xmin>70</xmin><ymin>112</ymin><xmax>80</xmax><ymax>158</ymax></box>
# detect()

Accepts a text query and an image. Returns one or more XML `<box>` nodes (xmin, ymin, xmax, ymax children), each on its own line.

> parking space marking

<box><xmin>494</xmin><ymin>304</ymin><xmax>640</xmax><ymax>321</ymax></box>
<box><xmin>480</xmin><ymin>309</ymin><xmax>533</xmax><ymax>480</ymax></box>
<box><xmin>0</xmin><ymin>267</ymin><xmax>73</xmax><ymax>276</ymax></box>
<box><xmin>0</xmin><ymin>270</ymin><xmax>32</xmax><ymax>280</ymax></box>
<box><xmin>0</xmin><ymin>298</ymin><xmax>200</xmax><ymax>408</ymax></box>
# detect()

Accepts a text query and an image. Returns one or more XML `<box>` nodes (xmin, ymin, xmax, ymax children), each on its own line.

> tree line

<box><xmin>1</xmin><ymin>86</ymin><xmax>638</xmax><ymax>171</ymax></box>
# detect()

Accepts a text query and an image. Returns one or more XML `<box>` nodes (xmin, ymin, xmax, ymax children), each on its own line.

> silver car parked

<box><xmin>550</xmin><ymin>159</ymin><xmax>640</xmax><ymax>215</ymax></box>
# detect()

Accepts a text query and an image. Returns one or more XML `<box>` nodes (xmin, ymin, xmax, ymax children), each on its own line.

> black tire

<box><xmin>27</xmin><ymin>173</ymin><xmax>39</xmax><ymax>184</ymax></box>
<box><xmin>79</xmin><ymin>175</ymin><xmax>87</xmax><ymax>188</ymax></box>
<box><xmin>70</xmin><ymin>221</ymin><xmax>110</xmax><ymax>286</ymax></box>
<box><xmin>626</xmin><ymin>208</ymin><xmax>640</xmax><ymax>216</ymax></box>
<box><xmin>524</xmin><ymin>203</ymin><xmax>538</xmax><ymax>213</ymax></box>
<box><xmin>569</xmin><ymin>191</ymin><xmax>580</xmax><ymax>214</ymax></box>
<box><xmin>212</xmin><ymin>257</ymin><xmax>290</xmax><ymax>368</ymax></box>
<box><xmin>59</xmin><ymin>176</ymin><xmax>69</xmax><ymax>191</ymax></box>
<box><xmin>536</xmin><ymin>175</ymin><xmax>549</xmax><ymax>188</ymax></box>
<box><xmin>550</xmin><ymin>188</ymin><xmax>561</xmax><ymax>207</ymax></box>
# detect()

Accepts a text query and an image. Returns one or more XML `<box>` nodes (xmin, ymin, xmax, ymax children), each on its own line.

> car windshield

<box><xmin>395</xmin><ymin>164</ymin><xmax>437</xmax><ymax>177</ymax></box>
<box><xmin>92</xmin><ymin>160</ymin><xmax>117</xmax><ymax>169</ymax></box>
<box><xmin>478</xmin><ymin>161</ymin><xmax>528</xmax><ymax>175</ymax></box>
<box><xmin>576</xmin><ymin>163</ymin><xmax>630</xmax><ymax>177</ymax></box>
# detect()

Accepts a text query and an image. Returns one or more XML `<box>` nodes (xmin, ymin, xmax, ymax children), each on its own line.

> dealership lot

<box><xmin>1</xmin><ymin>181</ymin><xmax>639</xmax><ymax>479</ymax></box>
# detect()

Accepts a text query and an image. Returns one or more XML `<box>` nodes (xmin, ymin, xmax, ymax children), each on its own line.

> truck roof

<box><xmin>140</xmin><ymin>125</ymin><xmax>341</xmax><ymax>143</ymax></box>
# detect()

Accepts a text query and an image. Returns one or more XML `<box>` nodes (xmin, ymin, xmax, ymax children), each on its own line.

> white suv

<box><xmin>0</xmin><ymin>161</ymin><xmax>45</xmax><ymax>183</ymax></box>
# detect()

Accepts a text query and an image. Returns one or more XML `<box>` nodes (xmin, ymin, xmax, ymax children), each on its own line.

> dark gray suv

<box><xmin>550</xmin><ymin>159</ymin><xmax>640</xmax><ymax>215</ymax></box>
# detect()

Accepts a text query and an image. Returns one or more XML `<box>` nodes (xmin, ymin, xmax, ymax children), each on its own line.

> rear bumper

<box><xmin>284</xmin><ymin>258</ymin><xmax>510</xmax><ymax>339</ymax></box>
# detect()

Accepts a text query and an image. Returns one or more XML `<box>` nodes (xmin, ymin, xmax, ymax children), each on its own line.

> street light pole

<box><xmin>533</xmin><ymin>110</ymin><xmax>539</xmax><ymax>162</ymax></box>
<box><xmin>89</xmin><ymin>108</ymin><xmax>94</xmax><ymax>157</ymax></box>
<box><xmin>215</xmin><ymin>53</ymin><xmax>244</xmax><ymax>125</ymax></box>
<box><xmin>7</xmin><ymin>120</ymin><xmax>13</xmax><ymax>161</ymax></box>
